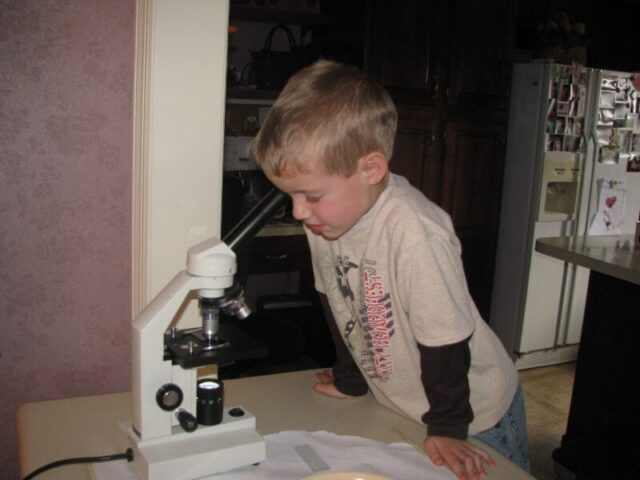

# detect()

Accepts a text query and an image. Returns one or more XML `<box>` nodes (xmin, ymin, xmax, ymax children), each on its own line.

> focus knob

<box><xmin>176</xmin><ymin>409</ymin><xmax>198</xmax><ymax>432</ymax></box>
<box><xmin>156</xmin><ymin>383</ymin><xmax>183</xmax><ymax>411</ymax></box>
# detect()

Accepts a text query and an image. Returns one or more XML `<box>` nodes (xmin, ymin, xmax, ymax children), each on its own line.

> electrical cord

<box><xmin>22</xmin><ymin>448</ymin><xmax>133</xmax><ymax>480</ymax></box>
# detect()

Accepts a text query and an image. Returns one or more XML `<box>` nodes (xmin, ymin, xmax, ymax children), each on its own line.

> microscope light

<box><xmin>197</xmin><ymin>379</ymin><xmax>224</xmax><ymax>426</ymax></box>
<box><xmin>200</xmin><ymin>380</ymin><xmax>220</xmax><ymax>390</ymax></box>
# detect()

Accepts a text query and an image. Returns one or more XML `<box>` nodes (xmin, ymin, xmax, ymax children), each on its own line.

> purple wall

<box><xmin>0</xmin><ymin>1</ymin><xmax>135</xmax><ymax>477</ymax></box>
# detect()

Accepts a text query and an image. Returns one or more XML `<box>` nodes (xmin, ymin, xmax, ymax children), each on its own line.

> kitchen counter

<box><xmin>535</xmin><ymin>234</ymin><xmax>640</xmax><ymax>285</ymax></box>
<box><xmin>535</xmin><ymin>235</ymin><xmax>640</xmax><ymax>478</ymax></box>
<box><xmin>17</xmin><ymin>369</ymin><xmax>533</xmax><ymax>480</ymax></box>
<box><xmin>257</xmin><ymin>221</ymin><xmax>305</xmax><ymax>237</ymax></box>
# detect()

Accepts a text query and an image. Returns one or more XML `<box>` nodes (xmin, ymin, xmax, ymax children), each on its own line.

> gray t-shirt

<box><xmin>305</xmin><ymin>173</ymin><xmax>518</xmax><ymax>435</ymax></box>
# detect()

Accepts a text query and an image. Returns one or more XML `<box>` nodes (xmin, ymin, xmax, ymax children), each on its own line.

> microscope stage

<box><xmin>164</xmin><ymin>322</ymin><xmax>268</xmax><ymax>369</ymax></box>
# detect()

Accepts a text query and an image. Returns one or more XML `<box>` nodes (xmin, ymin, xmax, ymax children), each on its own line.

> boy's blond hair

<box><xmin>252</xmin><ymin>60</ymin><xmax>397</xmax><ymax>177</ymax></box>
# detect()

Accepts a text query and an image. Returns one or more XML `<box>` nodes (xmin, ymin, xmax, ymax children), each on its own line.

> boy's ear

<box><xmin>361</xmin><ymin>151</ymin><xmax>389</xmax><ymax>185</ymax></box>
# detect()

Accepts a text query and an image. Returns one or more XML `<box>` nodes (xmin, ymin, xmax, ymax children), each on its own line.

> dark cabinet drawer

<box><xmin>248</xmin><ymin>235</ymin><xmax>311</xmax><ymax>274</ymax></box>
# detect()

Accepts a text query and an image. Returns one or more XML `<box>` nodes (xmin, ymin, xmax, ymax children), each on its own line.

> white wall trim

<box><xmin>132</xmin><ymin>0</ymin><xmax>152</xmax><ymax>317</ymax></box>
<box><xmin>132</xmin><ymin>0</ymin><xmax>229</xmax><ymax>317</ymax></box>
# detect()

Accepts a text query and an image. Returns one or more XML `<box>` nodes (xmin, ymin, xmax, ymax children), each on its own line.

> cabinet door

<box><xmin>446</xmin><ymin>0</ymin><xmax>516</xmax><ymax>108</ymax></box>
<box><xmin>365</xmin><ymin>0</ymin><xmax>441</xmax><ymax>105</ymax></box>
<box><xmin>392</xmin><ymin>105</ymin><xmax>440</xmax><ymax>201</ymax></box>
<box><xmin>442</xmin><ymin>121</ymin><xmax>506</xmax><ymax>318</ymax></box>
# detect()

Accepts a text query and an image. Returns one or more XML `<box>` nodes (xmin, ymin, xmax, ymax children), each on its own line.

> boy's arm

<box><xmin>419</xmin><ymin>336</ymin><xmax>473</xmax><ymax>438</ymax></box>
<box><xmin>419</xmin><ymin>337</ymin><xmax>495</xmax><ymax>479</ymax></box>
<box><xmin>318</xmin><ymin>292</ymin><xmax>368</xmax><ymax>396</ymax></box>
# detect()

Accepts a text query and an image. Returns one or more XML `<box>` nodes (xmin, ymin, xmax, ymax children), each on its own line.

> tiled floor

<box><xmin>519</xmin><ymin>362</ymin><xmax>576</xmax><ymax>480</ymax></box>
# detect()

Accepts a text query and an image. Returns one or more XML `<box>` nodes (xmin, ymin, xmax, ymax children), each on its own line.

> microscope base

<box><xmin>119</xmin><ymin>408</ymin><xmax>265</xmax><ymax>480</ymax></box>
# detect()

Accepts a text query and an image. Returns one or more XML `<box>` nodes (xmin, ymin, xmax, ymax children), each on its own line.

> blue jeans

<box><xmin>472</xmin><ymin>383</ymin><xmax>530</xmax><ymax>471</ymax></box>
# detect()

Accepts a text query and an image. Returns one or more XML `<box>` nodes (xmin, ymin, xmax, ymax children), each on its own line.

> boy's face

<box><xmin>267</xmin><ymin>155</ymin><xmax>387</xmax><ymax>240</ymax></box>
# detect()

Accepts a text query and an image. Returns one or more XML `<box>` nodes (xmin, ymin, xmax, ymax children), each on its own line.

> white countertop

<box><xmin>17</xmin><ymin>369</ymin><xmax>534</xmax><ymax>480</ymax></box>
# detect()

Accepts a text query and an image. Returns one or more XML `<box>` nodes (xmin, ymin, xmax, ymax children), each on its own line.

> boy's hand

<box><xmin>424</xmin><ymin>435</ymin><xmax>495</xmax><ymax>480</ymax></box>
<box><xmin>313</xmin><ymin>369</ymin><xmax>358</xmax><ymax>399</ymax></box>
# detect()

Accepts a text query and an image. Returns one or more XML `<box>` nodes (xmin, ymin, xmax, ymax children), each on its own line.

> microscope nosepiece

<box><xmin>219</xmin><ymin>282</ymin><xmax>251</xmax><ymax>319</ymax></box>
<box><xmin>220</xmin><ymin>295</ymin><xmax>251</xmax><ymax>320</ymax></box>
<box><xmin>198</xmin><ymin>283</ymin><xmax>252</xmax><ymax>320</ymax></box>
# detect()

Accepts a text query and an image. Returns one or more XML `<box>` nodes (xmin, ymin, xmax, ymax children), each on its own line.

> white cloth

<box><xmin>92</xmin><ymin>430</ymin><xmax>455</xmax><ymax>480</ymax></box>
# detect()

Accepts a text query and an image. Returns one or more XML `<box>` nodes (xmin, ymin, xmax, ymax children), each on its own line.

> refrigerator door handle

<box><xmin>575</xmin><ymin>69</ymin><xmax>602</xmax><ymax>237</ymax></box>
<box><xmin>587</xmin><ymin>69</ymin><xmax>602</xmax><ymax>163</ymax></box>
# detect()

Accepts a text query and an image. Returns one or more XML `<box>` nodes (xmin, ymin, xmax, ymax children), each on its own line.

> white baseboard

<box><xmin>515</xmin><ymin>345</ymin><xmax>579</xmax><ymax>370</ymax></box>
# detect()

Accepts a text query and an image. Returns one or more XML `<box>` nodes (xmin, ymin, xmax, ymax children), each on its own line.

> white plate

<box><xmin>303</xmin><ymin>472</ymin><xmax>391</xmax><ymax>480</ymax></box>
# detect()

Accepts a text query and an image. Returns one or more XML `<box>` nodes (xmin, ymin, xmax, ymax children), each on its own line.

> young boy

<box><xmin>251</xmin><ymin>60</ymin><xmax>528</xmax><ymax>479</ymax></box>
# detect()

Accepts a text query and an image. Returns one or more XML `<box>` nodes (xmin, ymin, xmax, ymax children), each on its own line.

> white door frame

<box><xmin>132</xmin><ymin>0</ymin><xmax>229</xmax><ymax>317</ymax></box>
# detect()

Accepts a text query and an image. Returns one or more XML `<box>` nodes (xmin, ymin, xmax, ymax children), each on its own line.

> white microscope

<box><xmin>120</xmin><ymin>189</ymin><xmax>288</xmax><ymax>480</ymax></box>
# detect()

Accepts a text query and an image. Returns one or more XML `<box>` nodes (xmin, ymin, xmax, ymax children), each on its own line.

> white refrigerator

<box><xmin>490</xmin><ymin>63</ymin><xmax>640</xmax><ymax>369</ymax></box>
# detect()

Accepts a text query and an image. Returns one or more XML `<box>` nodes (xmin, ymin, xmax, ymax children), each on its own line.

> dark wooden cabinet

<box><xmin>365</xmin><ymin>0</ymin><xmax>442</xmax><ymax>105</ymax></box>
<box><xmin>393</xmin><ymin>105</ymin><xmax>442</xmax><ymax>203</ymax></box>
<box><xmin>441</xmin><ymin>122</ymin><xmax>506</xmax><ymax>231</ymax></box>
<box><xmin>446</xmin><ymin>0</ymin><xmax>516</xmax><ymax>108</ymax></box>
<box><xmin>442</xmin><ymin>121</ymin><xmax>507</xmax><ymax>318</ymax></box>
<box><xmin>365</xmin><ymin>0</ymin><xmax>516</xmax><ymax>110</ymax></box>
<box><xmin>371</xmin><ymin>1</ymin><xmax>515</xmax><ymax>317</ymax></box>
